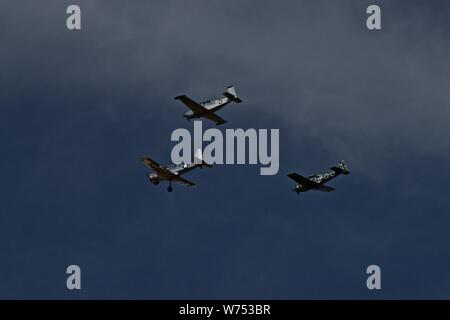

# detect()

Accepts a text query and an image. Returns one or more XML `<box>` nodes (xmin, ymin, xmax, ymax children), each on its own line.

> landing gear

<box><xmin>167</xmin><ymin>181</ymin><xmax>173</xmax><ymax>192</ymax></box>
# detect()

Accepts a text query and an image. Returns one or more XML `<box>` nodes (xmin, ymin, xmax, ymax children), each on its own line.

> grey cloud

<box><xmin>2</xmin><ymin>1</ymin><xmax>449</xmax><ymax>180</ymax></box>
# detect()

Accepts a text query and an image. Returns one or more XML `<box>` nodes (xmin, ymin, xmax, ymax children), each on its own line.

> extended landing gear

<box><xmin>167</xmin><ymin>181</ymin><xmax>173</xmax><ymax>192</ymax></box>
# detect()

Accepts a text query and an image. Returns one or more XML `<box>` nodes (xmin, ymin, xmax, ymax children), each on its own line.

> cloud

<box><xmin>2</xmin><ymin>1</ymin><xmax>449</xmax><ymax>181</ymax></box>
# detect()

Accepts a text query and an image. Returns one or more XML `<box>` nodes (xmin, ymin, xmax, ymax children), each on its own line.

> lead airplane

<box><xmin>141</xmin><ymin>149</ymin><xmax>212</xmax><ymax>192</ymax></box>
<box><xmin>175</xmin><ymin>85</ymin><xmax>242</xmax><ymax>125</ymax></box>
<box><xmin>288</xmin><ymin>160</ymin><xmax>350</xmax><ymax>193</ymax></box>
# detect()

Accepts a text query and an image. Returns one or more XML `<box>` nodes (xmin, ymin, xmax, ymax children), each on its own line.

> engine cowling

<box><xmin>148</xmin><ymin>174</ymin><xmax>160</xmax><ymax>185</ymax></box>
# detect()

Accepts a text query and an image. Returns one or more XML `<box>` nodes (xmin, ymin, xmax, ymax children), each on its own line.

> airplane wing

<box><xmin>141</xmin><ymin>157</ymin><xmax>196</xmax><ymax>187</ymax></box>
<box><xmin>175</xmin><ymin>95</ymin><xmax>207</xmax><ymax>114</ymax></box>
<box><xmin>175</xmin><ymin>95</ymin><xmax>226</xmax><ymax>124</ymax></box>
<box><xmin>287</xmin><ymin>173</ymin><xmax>320</xmax><ymax>188</ymax></box>
<box><xmin>172</xmin><ymin>175</ymin><xmax>196</xmax><ymax>186</ymax></box>
<box><xmin>316</xmin><ymin>185</ymin><xmax>335</xmax><ymax>192</ymax></box>
<box><xmin>202</xmin><ymin>112</ymin><xmax>226</xmax><ymax>125</ymax></box>
<box><xmin>161</xmin><ymin>169</ymin><xmax>197</xmax><ymax>186</ymax></box>
<box><xmin>142</xmin><ymin>158</ymin><xmax>196</xmax><ymax>186</ymax></box>
<box><xmin>141</xmin><ymin>157</ymin><xmax>163</xmax><ymax>172</ymax></box>
<box><xmin>141</xmin><ymin>156</ymin><xmax>183</xmax><ymax>178</ymax></box>
<box><xmin>160</xmin><ymin>169</ymin><xmax>196</xmax><ymax>186</ymax></box>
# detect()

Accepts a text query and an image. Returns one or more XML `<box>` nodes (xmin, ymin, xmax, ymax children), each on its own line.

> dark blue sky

<box><xmin>1</xmin><ymin>0</ymin><xmax>450</xmax><ymax>299</ymax></box>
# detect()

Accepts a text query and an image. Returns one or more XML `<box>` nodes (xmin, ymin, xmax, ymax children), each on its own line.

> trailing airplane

<box><xmin>141</xmin><ymin>149</ymin><xmax>211</xmax><ymax>192</ymax></box>
<box><xmin>288</xmin><ymin>160</ymin><xmax>350</xmax><ymax>193</ymax></box>
<box><xmin>175</xmin><ymin>85</ymin><xmax>242</xmax><ymax>125</ymax></box>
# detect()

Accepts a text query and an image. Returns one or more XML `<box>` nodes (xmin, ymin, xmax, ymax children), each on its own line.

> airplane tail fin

<box><xmin>194</xmin><ymin>149</ymin><xmax>212</xmax><ymax>168</ymax></box>
<box><xmin>223</xmin><ymin>85</ymin><xmax>242</xmax><ymax>103</ymax></box>
<box><xmin>330</xmin><ymin>160</ymin><xmax>350</xmax><ymax>175</ymax></box>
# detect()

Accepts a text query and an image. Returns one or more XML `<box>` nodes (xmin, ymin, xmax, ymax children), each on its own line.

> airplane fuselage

<box><xmin>184</xmin><ymin>97</ymin><xmax>231</xmax><ymax>119</ymax></box>
<box><xmin>294</xmin><ymin>170</ymin><xmax>339</xmax><ymax>192</ymax></box>
<box><xmin>147</xmin><ymin>162</ymin><xmax>191</xmax><ymax>184</ymax></box>
<box><xmin>308</xmin><ymin>170</ymin><xmax>338</xmax><ymax>185</ymax></box>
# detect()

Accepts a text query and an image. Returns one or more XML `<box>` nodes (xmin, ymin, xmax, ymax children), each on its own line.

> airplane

<box><xmin>141</xmin><ymin>149</ymin><xmax>212</xmax><ymax>192</ymax></box>
<box><xmin>287</xmin><ymin>160</ymin><xmax>350</xmax><ymax>194</ymax></box>
<box><xmin>175</xmin><ymin>85</ymin><xmax>242</xmax><ymax>125</ymax></box>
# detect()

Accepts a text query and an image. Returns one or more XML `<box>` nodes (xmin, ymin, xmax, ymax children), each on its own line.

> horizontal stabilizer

<box><xmin>330</xmin><ymin>166</ymin><xmax>350</xmax><ymax>175</ymax></box>
<box><xmin>194</xmin><ymin>149</ymin><xmax>213</xmax><ymax>168</ymax></box>
<box><xmin>331</xmin><ymin>160</ymin><xmax>350</xmax><ymax>175</ymax></box>
<box><xmin>223</xmin><ymin>92</ymin><xmax>242</xmax><ymax>103</ymax></box>
<box><xmin>201</xmin><ymin>161</ymin><xmax>212</xmax><ymax>168</ymax></box>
